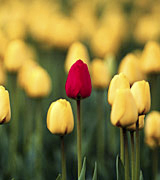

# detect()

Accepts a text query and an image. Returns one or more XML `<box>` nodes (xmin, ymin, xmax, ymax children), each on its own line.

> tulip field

<box><xmin>0</xmin><ymin>0</ymin><xmax>160</xmax><ymax>180</ymax></box>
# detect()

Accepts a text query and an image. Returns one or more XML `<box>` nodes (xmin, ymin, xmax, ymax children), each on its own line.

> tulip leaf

<box><xmin>140</xmin><ymin>170</ymin><xmax>143</xmax><ymax>180</ymax></box>
<box><xmin>78</xmin><ymin>157</ymin><xmax>86</xmax><ymax>180</ymax></box>
<box><xmin>56</xmin><ymin>174</ymin><xmax>62</xmax><ymax>180</ymax></box>
<box><xmin>116</xmin><ymin>155</ymin><xmax>124</xmax><ymax>180</ymax></box>
<box><xmin>92</xmin><ymin>162</ymin><xmax>97</xmax><ymax>180</ymax></box>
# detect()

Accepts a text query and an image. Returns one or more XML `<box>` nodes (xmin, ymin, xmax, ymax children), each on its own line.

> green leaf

<box><xmin>78</xmin><ymin>157</ymin><xmax>86</xmax><ymax>180</ymax></box>
<box><xmin>56</xmin><ymin>174</ymin><xmax>62</xmax><ymax>180</ymax></box>
<box><xmin>140</xmin><ymin>170</ymin><xmax>143</xmax><ymax>180</ymax></box>
<box><xmin>116</xmin><ymin>155</ymin><xmax>125</xmax><ymax>180</ymax></box>
<box><xmin>92</xmin><ymin>162</ymin><xmax>97</xmax><ymax>180</ymax></box>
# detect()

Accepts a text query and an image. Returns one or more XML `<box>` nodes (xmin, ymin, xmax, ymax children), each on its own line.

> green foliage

<box><xmin>56</xmin><ymin>174</ymin><xmax>62</xmax><ymax>180</ymax></box>
<box><xmin>92</xmin><ymin>162</ymin><xmax>97</xmax><ymax>180</ymax></box>
<box><xmin>116</xmin><ymin>155</ymin><xmax>125</xmax><ymax>180</ymax></box>
<box><xmin>78</xmin><ymin>157</ymin><xmax>86</xmax><ymax>180</ymax></box>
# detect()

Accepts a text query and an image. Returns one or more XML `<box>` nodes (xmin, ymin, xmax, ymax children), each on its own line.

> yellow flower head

<box><xmin>131</xmin><ymin>80</ymin><xmax>151</xmax><ymax>115</ymax></box>
<box><xmin>0</xmin><ymin>86</ymin><xmax>11</xmax><ymax>124</ymax></box>
<box><xmin>24</xmin><ymin>65</ymin><xmax>52</xmax><ymax>98</ymax></box>
<box><xmin>108</xmin><ymin>73</ymin><xmax>130</xmax><ymax>105</ymax></box>
<box><xmin>145</xmin><ymin>111</ymin><xmax>160</xmax><ymax>148</ymax></box>
<box><xmin>4</xmin><ymin>39</ymin><xmax>36</xmax><ymax>72</ymax></box>
<box><xmin>127</xmin><ymin>115</ymin><xmax>145</xmax><ymax>131</ymax></box>
<box><xmin>90</xmin><ymin>58</ymin><xmax>111</xmax><ymax>89</ymax></box>
<box><xmin>0</xmin><ymin>59</ymin><xmax>6</xmax><ymax>85</ymax></box>
<box><xmin>65</xmin><ymin>41</ymin><xmax>90</xmax><ymax>73</ymax></box>
<box><xmin>47</xmin><ymin>99</ymin><xmax>74</xmax><ymax>135</ymax></box>
<box><xmin>118</xmin><ymin>53</ymin><xmax>145</xmax><ymax>85</ymax></box>
<box><xmin>111</xmin><ymin>89</ymin><xmax>138</xmax><ymax>128</ymax></box>
<box><xmin>140</xmin><ymin>41</ymin><xmax>160</xmax><ymax>74</ymax></box>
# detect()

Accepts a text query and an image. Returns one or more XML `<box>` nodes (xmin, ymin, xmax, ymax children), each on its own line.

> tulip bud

<box><xmin>127</xmin><ymin>115</ymin><xmax>145</xmax><ymax>131</ymax></box>
<box><xmin>65</xmin><ymin>59</ymin><xmax>92</xmax><ymax>99</ymax></box>
<box><xmin>140</xmin><ymin>41</ymin><xmax>160</xmax><ymax>74</ymax></box>
<box><xmin>65</xmin><ymin>42</ymin><xmax>90</xmax><ymax>73</ymax></box>
<box><xmin>4</xmin><ymin>39</ymin><xmax>36</xmax><ymax>72</ymax></box>
<box><xmin>111</xmin><ymin>89</ymin><xmax>138</xmax><ymax>128</ymax></box>
<box><xmin>131</xmin><ymin>80</ymin><xmax>151</xmax><ymax>115</ymax></box>
<box><xmin>118</xmin><ymin>53</ymin><xmax>145</xmax><ymax>85</ymax></box>
<box><xmin>145</xmin><ymin>111</ymin><xmax>160</xmax><ymax>148</ymax></box>
<box><xmin>0</xmin><ymin>86</ymin><xmax>11</xmax><ymax>124</ymax></box>
<box><xmin>108</xmin><ymin>73</ymin><xmax>130</xmax><ymax>105</ymax></box>
<box><xmin>90</xmin><ymin>58</ymin><xmax>111</xmax><ymax>89</ymax></box>
<box><xmin>47</xmin><ymin>99</ymin><xmax>74</xmax><ymax>135</ymax></box>
<box><xmin>24</xmin><ymin>65</ymin><xmax>52</xmax><ymax>98</ymax></box>
<box><xmin>17</xmin><ymin>59</ymin><xmax>38</xmax><ymax>89</ymax></box>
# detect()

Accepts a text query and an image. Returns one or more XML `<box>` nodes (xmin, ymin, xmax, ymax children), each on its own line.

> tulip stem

<box><xmin>97</xmin><ymin>90</ymin><xmax>104</xmax><ymax>164</ymax></box>
<box><xmin>77</xmin><ymin>99</ymin><xmax>82</xmax><ymax>177</ymax></box>
<box><xmin>120</xmin><ymin>128</ymin><xmax>124</xmax><ymax>165</ymax></box>
<box><xmin>130</xmin><ymin>131</ymin><xmax>135</xmax><ymax>180</ymax></box>
<box><xmin>61</xmin><ymin>136</ymin><xmax>66</xmax><ymax>180</ymax></box>
<box><xmin>135</xmin><ymin>120</ymin><xmax>140</xmax><ymax>180</ymax></box>
<box><xmin>123</xmin><ymin>128</ymin><xmax>129</xmax><ymax>180</ymax></box>
<box><xmin>153</xmin><ymin>147</ymin><xmax>158</xmax><ymax>180</ymax></box>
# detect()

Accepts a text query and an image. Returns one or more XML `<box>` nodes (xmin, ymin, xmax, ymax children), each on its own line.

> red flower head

<box><xmin>65</xmin><ymin>59</ymin><xmax>92</xmax><ymax>99</ymax></box>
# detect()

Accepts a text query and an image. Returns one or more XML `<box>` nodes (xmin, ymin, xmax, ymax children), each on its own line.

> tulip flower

<box><xmin>47</xmin><ymin>99</ymin><xmax>74</xmax><ymax>180</ymax></box>
<box><xmin>4</xmin><ymin>39</ymin><xmax>36</xmax><ymax>72</ymax></box>
<box><xmin>145</xmin><ymin>111</ymin><xmax>160</xmax><ymax>180</ymax></box>
<box><xmin>145</xmin><ymin>111</ymin><xmax>160</xmax><ymax>148</ymax></box>
<box><xmin>111</xmin><ymin>88</ymin><xmax>138</xmax><ymax>128</ymax></box>
<box><xmin>65</xmin><ymin>59</ymin><xmax>92</xmax><ymax>177</ymax></box>
<box><xmin>108</xmin><ymin>73</ymin><xmax>130</xmax><ymax>105</ymax></box>
<box><xmin>0</xmin><ymin>86</ymin><xmax>11</xmax><ymax>124</ymax></box>
<box><xmin>90</xmin><ymin>58</ymin><xmax>111</xmax><ymax>89</ymax></box>
<box><xmin>24</xmin><ymin>65</ymin><xmax>52</xmax><ymax>98</ymax></box>
<box><xmin>47</xmin><ymin>99</ymin><xmax>74</xmax><ymax>135</ymax></box>
<box><xmin>140</xmin><ymin>41</ymin><xmax>160</xmax><ymax>74</ymax></box>
<box><xmin>131</xmin><ymin>80</ymin><xmax>151</xmax><ymax>115</ymax></box>
<box><xmin>65</xmin><ymin>42</ymin><xmax>90</xmax><ymax>73</ymax></box>
<box><xmin>118</xmin><ymin>53</ymin><xmax>145</xmax><ymax>85</ymax></box>
<box><xmin>127</xmin><ymin>115</ymin><xmax>145</xmax><ymax>131</ymax></box>
<box><xmin>65</xmin><ymin>59</ymin><xmax>92</xmax><ymax>99</ymax></box>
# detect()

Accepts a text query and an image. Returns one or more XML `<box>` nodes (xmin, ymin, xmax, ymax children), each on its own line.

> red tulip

<box><xmin>65</xmin><ymin>59</ymin><xmax>92</xmax><ymax>99</ymax></box>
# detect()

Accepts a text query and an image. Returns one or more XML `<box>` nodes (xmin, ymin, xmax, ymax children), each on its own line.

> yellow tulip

<box><xmin>90</xmin><ymin>58</ymin><xmax>111</xmax><ymax>89</ymax></box>
<box><xmin>0</xmin><ymin>86</ymin><xmax>11</xmax><ymax>124</ymax></box>
<box><xmin>145</xmin><ymin>111</ymin><xmax>160</xmax><ymax>148</ymax></box>
<box><xmin>140</xmin><ymin>41</ymin><xmax>160</xmax><ymax>73</ymax></box>
<box><xmin>108</xmin><ymin>73</ymin><xmax>130</xmax><ymax>105</ymax></box>
<box><xmin>4</xmin><ymin>39</ymin><xmax>36</xmax><ymax>72</ymax></box>
<box><xmin>127</xmin><ymin>115</ymin><xmax>145</xmax><ymax>131</ymax></box>
<box><xmin>134</xmin><ymin>15</ymin><xmax>159</xmax><ymax>44</ymax></box>
<box><xmin>17</xmin><ymin>59</ymin><xmax>38</xmax><ymax>89</ymax></box>
<box><xmin>47</xmin><ymin>99</ymin><xmax>74</xmax><ymax>135</ymax></box>
<box><xmin>65</xmin><ymin>41</ymin><xmax>90</xmax><ymax>73</ymax></box>
<box><xmin>131</xmin><ymin>80</ymin><xmax>151</xmax><ymax>115</ymax></box>
<box><xmin>24</xmin><ymin>65</ymin><xmax>52</xmax><ymax>98</ymax></box>
<box><xmin>0</xmin><ymin>30</ymin><xmax>9</xmax><ymax>58</ymax></box>
<box><xmin>111</xmin><ymin>89</ymin><xmax>138</xmax><ymax>128</ymax></box>
<box><xmin>118</xmin><ymin>53</ymin><xmax>145</xmax><ymax>85</ymax></box>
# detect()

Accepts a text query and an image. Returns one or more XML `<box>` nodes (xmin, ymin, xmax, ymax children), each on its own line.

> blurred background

<box><xmin>0</xmin><ymin>0</ymin><xmax>160</xmax><ymax>179</ymax></box>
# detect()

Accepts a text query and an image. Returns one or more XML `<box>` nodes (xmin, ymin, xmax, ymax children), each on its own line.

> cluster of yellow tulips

<box><xmin>0</xmin><ymin>0</ymin><xmax>160</xmax><ymax>180</ymax></box>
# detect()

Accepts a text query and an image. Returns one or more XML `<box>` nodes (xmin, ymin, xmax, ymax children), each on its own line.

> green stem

<box><xmin>97</xmin><ymin>90</ymin><xmax>104</xmax><ymax>164</ymax></box>
<box><xmin>35</xmin><ymin>99</ymin><xmax>43</xmax><ymax>180</ymax></box>
<box><xmin>77</xmin><ymin>99</ymin><xmax>81</xmax><ymax>177</ymax></box>
<box><xmin>130</xmin><ymin>131</ymin><xmax>135</xmax><ymax>180</ymax></box>
<box><xmin>123</xmin><ymin>128</ymin><xmax>129</xmax><ymax>180</ymax></box>
<box><xmin>61</xmin><ymin>136</ymin><xmax>66</xmax><ymax>180</ymax></box>
<box><xmin>152</xmin><ymin>147</ymin><xmax>158</xmax><ymax>180</ymax></box>
<box><xmin>135</xmin><ymin>120</ymin><xmax>140</xmax><ymax>180</ymax></box>
<box><xmin>120</xmin><ymin>128</ymin><xmax>124</xmax><ymax>165</ymax></box>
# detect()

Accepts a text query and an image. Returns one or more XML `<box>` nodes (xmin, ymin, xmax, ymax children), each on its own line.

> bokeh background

<box><xmin>0</xmin><ymin>0</ymin><xmax>160</xmax><ymax>179</ymax></box>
